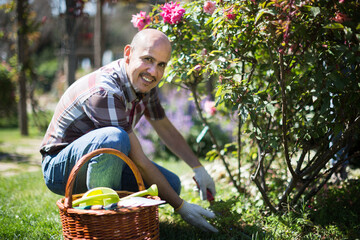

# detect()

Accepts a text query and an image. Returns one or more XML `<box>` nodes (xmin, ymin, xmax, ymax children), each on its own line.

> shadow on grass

<box><xmin>0</xmin><ymin>151</ymin><xmax>29</xmax><ymax>162</ymax></box>
<box><xmin>309</xmin><ymin>179</ymin><xmax>360</xmax><ymax>238</ymax></box>
<box><xmin>159</xmin><ymin>201</ymin><xmax>266</xmax><ymax>240</ymax></box>
<box><xmin>160</xmin><ymin>221</ymin><xmax>253</xmax><ymax>240</ymax></box>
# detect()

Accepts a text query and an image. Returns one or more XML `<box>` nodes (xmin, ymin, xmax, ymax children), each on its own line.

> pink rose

<box><xmin>203</xmin><ymin>1</ymin><xmax>216</xmax><ymax>15</ymax></box>
<box><xmin>218</xmin><ymin>75</ymin><xmax>224</xmax><ymax>84</ymax></box>
<box><xmin>201</xmin><ymin>48</ymin><xmax>208</xmax><ymax>56</ymax></box>
<box><xmin>226</xmin><ymin>13</ymin><xmax>236</xmax><ymax>20</ymax></box>
<box><xmin>194</xmin><ymin>64</ymin><xmax>202</xmax><ymax>71</ymax></box>
<box><xmin>41</xmin><ymin>16</ymin><xmax>47</xmax><ymax>24</ymax></box>
<box><xmin>333</xmin><ymin>12</ymin><xmax>351</xmax><ymax>23</ymax></box>
<box><xmin>204</xmin><ymin>100</ymin><xmax>216</xmax><ymax>116</ymax></box>
<box><xmin>224</xmin><ymin>7</ymin><xmax>236</xmax><ymax>20</ymax></box>
<box><xmin>131</xmin><ymin>11</ymin><xmax>151</xmax><ymax>31</ymax></box>
<box><xmin>160</xmin><ymin>2</ymin><xmax>185</xmax><ymax>25</ymax></box>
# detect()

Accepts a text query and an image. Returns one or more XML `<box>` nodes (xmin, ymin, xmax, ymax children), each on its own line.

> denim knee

<box><xmin>85</xmin><ymin>127</ymin><xmax>131</xmax><ymax>190</ymax></box>
<box><xmin>42</xmin><ymin>155</ymin><xmax>67</xmax><ymax>195</ymax></box>
<box><xmin>94</xmin><ymin>127</ymin><xmax>130</xmax><ymax>155</ymax></box>
<box><xmin>87</xmin><ymin>153</ymin><xmax>125</xmax><ymax>190</ymax></box>
<box><xmin>41</xmin><ymin>127</ymin><xmax>131</xmax><ymax>195</ymax></box>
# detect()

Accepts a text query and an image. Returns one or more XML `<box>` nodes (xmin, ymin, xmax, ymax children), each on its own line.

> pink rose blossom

<box><xmin>339</xmin><ymin>0</ymin><xmax>345</xmax><ymax>3</ymax></box>
<box><xmin>201</xmin><ymin>48</ymin><xmax>208</xmax><ymax>56</ymax></box>
<box><xmin>160</xmin><ymin>2</ymin><xmax>185</xmax><ymax>25</ymax></box>
<box><xmin>41</xmin><ymin>16</ymin><xmax>47</xmax><ymax>24</ymax></box>
<box><xmin>333</xmin><ymin>12</ymin><xmax>351</xmax><ymax>23</ymax></box>
<box><xmin>194</xmin><ymin>64</ymin><xmax>202</xmax><ymax>71</ymax></box>
<box><xmin>224</xmin><ymin>7</ymin><xmax>236</xmax><ymax>20</ymax></box>
<box><xmin>203</xmin><ymin>1</ymin><xmax>216</xmax><ymax>15</ymax></box>
<box><xmin>204</xmin><ymin>100</ymin><xmax>217</xmax><ymax>116</ymax></box>
<box><xmin>218</xmin><ymin>75</ymin><xmax>224</xmax><ymax>84</ymax></box>
<box><xmin>226</xmin><ymin>13</ymin><xmax>237</xmax><ymax>20</ymax></box>
<box><xmin>131</xmin><ymin>11</ymin><xmax>151</xmax><ymax>31</ymax></box>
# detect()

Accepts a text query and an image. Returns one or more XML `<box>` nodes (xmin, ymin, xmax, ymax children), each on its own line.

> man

<box><xmin>40</xmin><ymin>29</ymin><xmax>217</xmax><ymax>232</ymax></box>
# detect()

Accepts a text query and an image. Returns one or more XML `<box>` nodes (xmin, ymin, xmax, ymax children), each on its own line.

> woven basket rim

<box><xmin>57</xmin><ymin>191</ymin><xmax>161</xmax><ymax>216</ymax></box>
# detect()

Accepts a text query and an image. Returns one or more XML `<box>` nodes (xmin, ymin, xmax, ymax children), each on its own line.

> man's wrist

<box><xmin>174</xmin><ymin>199</ymin><xmax>185</xmax><ymax>212</ymax></box>
<box><xmin>192</xmin><ymin>165</ymin><xmax>203</xmax><ymax>170</ymax></box>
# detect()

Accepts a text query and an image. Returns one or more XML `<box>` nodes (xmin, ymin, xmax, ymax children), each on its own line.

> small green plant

<box><xmin>310</xmin><ymin>179</ymin><xmax>360</xmax><ymax>238</ymax></box>
<box><xmin>208</xmin><ymin>198</ymin><xmax>253</xmax><ymax>239</ymax></box>
<box><xmin>0</xmin><ymin>63</ymin><xmax>17</xmax><ymax>127</ymax></box>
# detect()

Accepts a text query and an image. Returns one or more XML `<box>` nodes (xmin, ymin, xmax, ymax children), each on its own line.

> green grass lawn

<box><xmin>3</xmin><ymin>168</ymin><xmax>358</xmax><ymax>240</ymax></box>
<box><xmin>0</xmin><ymin>170</ymin><xmax>62</xmax><ymax>239</ymax></box>
<box><xmin>1</xmin><ymin>128</ymin><xmax>359</xmax><ymax>239</ymax></box>
<box><xmin>0</xmin><ymin>169</ymin><xmax>248</xmax><ymax>240</ymax></box>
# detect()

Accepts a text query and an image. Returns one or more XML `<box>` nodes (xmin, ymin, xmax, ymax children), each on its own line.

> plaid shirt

<box><xmin>40</xmin><ymin>59</ymin><xmax>165</xmax><ymax>156</ymax></box>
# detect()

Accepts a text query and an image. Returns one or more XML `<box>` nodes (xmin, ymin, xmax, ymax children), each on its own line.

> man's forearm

<box><xmin>128</xmin><ymin>131</ymin><xmax>183</xmax><ymax>209</ymax></box>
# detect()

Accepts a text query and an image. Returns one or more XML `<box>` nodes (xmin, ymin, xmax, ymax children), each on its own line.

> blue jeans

<box><xmin>42</xmin><ymin>126</ymin><xmax>181</xmax><ymax>196</ymax></box>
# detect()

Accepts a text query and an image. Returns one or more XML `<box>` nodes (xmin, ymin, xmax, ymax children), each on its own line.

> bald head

<box><xmin>130</xmin><ymin>29</ymin><xmax>172</xmax><ymax>54</ymax></box>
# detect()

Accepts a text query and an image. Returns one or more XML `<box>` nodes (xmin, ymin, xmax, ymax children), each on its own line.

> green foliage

<box><xmin>0</xmin><ymin>63</ymin><xmax>17</xmax><ymax>127</ymax></box>
<box><xmin>188</xmin><ymin>118</ymin><xmax>233</xmax><ymax>160</ymax></box>
<box><xmin>208</xmin><ymin>198</ymin><xmax>254</xmax><ymax>239</ymax></box>
<box><xmin>310</xmin><ymin>179</ymin><xmax>360</xmax><ymax>238</ymax></box>
<box><xmin>34</xmin><ymin>47</ymin><xmax>59</xmax><ymax>92</ymax></box>
<box><xmin>28</xmin><ymin>110</ymin><xmax>54</xmax><ymax>134</ymax></box>
<box><xmin>142</xmin><ymin>0</ymin><xmax>360</xmax><ymax>212</ymax></box>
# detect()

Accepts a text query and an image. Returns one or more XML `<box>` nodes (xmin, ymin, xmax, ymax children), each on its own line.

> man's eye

<box><xmin>144</xmin><ymin>57</ymin><xmax>153</xmax><ymax>62</ymax></box>
<box><xmin>159</xmin><ymin>63</ymin><xmax>166</xmax><ymax>68</ymax></box>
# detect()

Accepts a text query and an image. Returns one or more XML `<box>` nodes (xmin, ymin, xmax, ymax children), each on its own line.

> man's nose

<box><xmin>147</xmin><ymin>64</ymin><xmax>157</xmax><ymax>76</ymax></box>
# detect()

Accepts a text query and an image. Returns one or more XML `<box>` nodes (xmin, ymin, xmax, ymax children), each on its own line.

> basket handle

<box><xmin>64</xmin><ymin>148</ymin><xmax>146</xmax><ymax>209</ymax></box>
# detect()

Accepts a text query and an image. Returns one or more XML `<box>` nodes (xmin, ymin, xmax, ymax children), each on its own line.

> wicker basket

<box><xmin>56</xmin><ymin>148</ymin><xmax>160</xmax><ymax>239</ymax></box>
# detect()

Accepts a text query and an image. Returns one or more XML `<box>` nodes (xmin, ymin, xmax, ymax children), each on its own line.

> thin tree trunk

<box><xmin>94</xmin><ymin>0</ymin><xmax>104</xmax><ymax>69</ymax></box>
<box><xmin>65</xmin><ymin>0</ymin><xmax>77</xmax><ymax>87</ymax></box>
<box><xmin>16</xmin><ymin>0</ymin><xmax>29</xmax><ymax>136</ymax></box>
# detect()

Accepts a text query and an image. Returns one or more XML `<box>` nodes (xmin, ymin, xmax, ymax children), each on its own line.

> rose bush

<box><xmin>132</xmin><ymin>0</ymin><xmax>360</xmax><ymax>213</ymax></box>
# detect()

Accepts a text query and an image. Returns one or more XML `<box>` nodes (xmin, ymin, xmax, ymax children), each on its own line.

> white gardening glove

<box><xmin>176</xmin><ymin>200</ymin><xmax>218</xmax><ymax>233</ymax></box>
<box><xmin>193</xmin><ymin>166</ymin><xmax>216</xmax><ymax>200</ymax></box>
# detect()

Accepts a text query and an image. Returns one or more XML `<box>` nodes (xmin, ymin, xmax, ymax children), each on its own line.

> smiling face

<box><xmin>124</xmin><ymin>29</ymin><xmax>172</xmax><ymax>93</ymax></box>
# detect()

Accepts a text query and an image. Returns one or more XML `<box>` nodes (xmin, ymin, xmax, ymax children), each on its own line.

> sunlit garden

<box><xmin>1</xmin><ymin>0</ymin><xmax>360</xmax><ymax>239</ymax></box>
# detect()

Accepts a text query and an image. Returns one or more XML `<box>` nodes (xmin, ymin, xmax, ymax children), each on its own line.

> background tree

<box><xmin>15</xmin><ymin>0</ymin><xmax>33</xmax><ymax>136</ymax></box>
<box><xmin>94</xmin><ymin>0</ymin><xmax>105</xmax><ymax>68</ymax></box>
<box><xmin>63</xmin><ymin>0</ymin><xmax>85</xmax><ymax>87</ymax></box>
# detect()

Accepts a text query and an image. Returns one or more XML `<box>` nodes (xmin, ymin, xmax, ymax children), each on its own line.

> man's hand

<box><xmin>176</xmin><ymin>200</ymin><xmax>218</xmax><ymax>232</ymax></box>
<box><xmin>193</xmin><ymin>166</ymin><xmax>216</xmax><ymax>200</ymax></box>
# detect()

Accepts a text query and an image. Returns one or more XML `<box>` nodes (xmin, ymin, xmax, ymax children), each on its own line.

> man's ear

<box><xmin>124</xmin><ymin>45</ymin><xmax>131</xmax><ymax>63</ymax></box>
